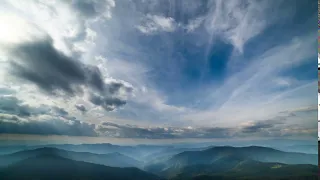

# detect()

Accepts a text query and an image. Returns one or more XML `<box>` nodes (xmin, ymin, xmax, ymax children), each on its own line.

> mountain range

<box><xmin>144</xmin><ymin>146</ymin><xmax>317</xmax><ymax>179</ymax></box>
<box><xmin>0</xmin><ymin>145</ymin><xmax>317</xmax><ymax>180</ymax></box>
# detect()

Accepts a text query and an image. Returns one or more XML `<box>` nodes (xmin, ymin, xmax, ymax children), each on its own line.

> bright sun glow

<box><xmin>0</xmin><ymin>13</ymin><xmax>45</xmax><ymax>45</ymax></box>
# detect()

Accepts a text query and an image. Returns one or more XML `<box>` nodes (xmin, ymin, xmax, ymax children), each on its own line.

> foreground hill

<box><xmin>170</xmin><ymin>157</ymin><xmax>317</xmax><ymax>180</ymax></box>
<box><xmin>0</xmin><ymin>154</ymin><xmax>163</xmax><ymax>180</ymax></box>
<box><xmin>0</xmin><ymin>147</ymin><xmax>142</xmax><ymax>168</ymax></box>
<box><xmin>167</xmin><ymin>146</ymin><xmax>316</xmax><ymax>167</ymax></box>
<box><xmin>144</xmin><ymin>146</ymin><xmax>317</xmax><ymax>179</ymax></box>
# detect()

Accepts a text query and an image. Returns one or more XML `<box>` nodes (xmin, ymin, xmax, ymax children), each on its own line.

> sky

<box><xmin>0</xmin><ymin>0</ymin><xmax>317</xmax><ymax>144</ymax></box>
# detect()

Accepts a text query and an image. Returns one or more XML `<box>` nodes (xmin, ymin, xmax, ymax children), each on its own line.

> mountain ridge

<box><xmin>0</xmin><ymin>147</ymin><xmax>143</xmax><ymax>168</ymax></box>
<box><xmin>0</xmin><ymin>153</ymin><xmax>163</xmax><ymax>180</ymax></box>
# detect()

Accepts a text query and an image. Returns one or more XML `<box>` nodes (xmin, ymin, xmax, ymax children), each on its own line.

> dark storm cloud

<box><xmin>0</xmin><ymin>117</ymin><xmax>97</xmax><ymax>136</ymax></box>
<box><xmin>89</xmin><ymin>94</ymin><xmax>126</xmax><ymax>111</ymax></box>
<box><xmin>9</xmin><ymin>38</ymin><xmax>96</xmax><ymax>95</ymax></box>
<box><xmin>75</xmin><ymin>104</ymin><xmax>87</xmax><ymax>112</ymax></box>
<box><xmin>0</xmin><ymin>96</ymin><xmax>34</xmax><ymax>117</ymax></box>
<box><xmin>85</xmin><ymin>66</ymin><xmax>105</xmax><ymax>92</ymax></box>
<box><xmin>8</xmin><ymin>37</ymin><xmax>132</xmax><ymax>111</ymax></box>
<box><xmin>9</xmin><ymin>39</ymin><xmax>86</xmax><ymax>95</ymax></box>
<box><xmin>51</xmin><ymin>106</ymin><xmax>69</xmax><ymax>116</ymax></box>
<box><xmin>108</xmin><ymin>82</ymin><xmax>123</xmax><ymax>94</ymax></box>
<box><xmin>108</xmin><ymin>81</ymin><xmax>133</xmax><ymax>94</ymax></box>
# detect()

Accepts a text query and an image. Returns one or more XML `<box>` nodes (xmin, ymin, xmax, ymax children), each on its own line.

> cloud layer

<box><xmin>0</xmin><ymin>93</ymin><xmax>316</xmax><ymax>139</ymax></box>
<box><xmin>0</xmin><ymin>0</ymin><xmax>317</xmax><ymax>140</ymax></box>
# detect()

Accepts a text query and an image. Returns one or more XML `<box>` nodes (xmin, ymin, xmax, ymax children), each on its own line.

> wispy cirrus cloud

<box><xmin>183</xmin><ymin>34</ymin><xmax>316</xmax><ymax>124</ymax></box>
<box><xmin>203</xmin><ymin>0</ymin><xmax>282</xmax><ymax>53</ymax></box>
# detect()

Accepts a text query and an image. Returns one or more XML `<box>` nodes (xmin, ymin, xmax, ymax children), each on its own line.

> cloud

<box><xmin>185</xmin><ymin>16</ymin><xmax>205</xmax><ymax>32</ymax></box>
<box><xmin>240</xmin><ymin>111</ymin><xmax>296</xmax><ymax>134</ymax></box>
<box><xmin>97</xmin><ymin>122</ymin><xmax>235</xmax><ymax>139</ymax></box>
<box><xmin>0</xmin><ymin>87</ymin><xmax>16</xmax><ymax>95</ymax></box>
<box><xmin>203</xmin><ymin>0</ymin><xmax>276</xmax><ymax>53</ymax></box>
<box><xmin>71</xmin><ymin>0</ymin><xmax>115</xmax><ymax>19</ymax></box>
<box><xmin>0</xmin><ymin>95</ymin><xmax>96</xmax><ymax>136</ymax></box>
<box><xmin>241</xmin><ymin>121</ymin><xmax>281</xmax><ymax>133</ymax></box>
<box><xmin>0</xmin><ymin>116</ymin><xmax>97</xmax><ymax>136</ymax></box>
<box><xmin>6</xmin><ymin>37</ymin><xmax>132</xmax><ymax>112</ymax></box>
<box><xmin>185</xmin><ymin>32</ymin><xmax>317</xmax><ymax>126</ymax></box>
<box><xmin>89</xmin><ymin>93</ymin><xmax>126</xmax><ymax>112</ymax></box>
<box><xmin>3</xmin><ymin>0</ymin><xmax>115</xmax><ymax>58</ymax></box>
<box><xmin>108</xmin><ymin>81</ymin><xmax>133</xmax><ymax>94</ymax></box>
<box><xmin>280</xmin><ymin>106</ymin><xmax>317</xmax><ymax>115</ymax></box>
<box><xmin>0</xmin><ymin>114</ymin><xmax>19</xmax><ymax>121</ymax></box>
<box><xmin>0</xmin><ymin>93</ymin><xmax>314</xmax><ymax>139</ymax></box>
<box><xmin>71</xmin><ymin>0</ymin><xmax>100</xmax><ymax>18</ymax></box>
<box><xmin>97</xmin><ymin>118</ymin><xmax>315</xmax><ymax>139</ymax></box>
<box><xmin>0</xmin><ymin>95</ymin><xmax>37</xmax><ymax>117</ymax></box>
<box><xmin>9</xmin><ymin>38</ymin><xmax>95</xmax><ymax>95</ymax></box>
<box><xmin>93</xmin><ymin>56</ymin><xmax>187</xmax><ymax>122</ymax></box>
<box><xmin>240</xmin><ymin>121</ymin><xmax>316</xmax><ymax>138</ymax></box>
<box><xmin>137</xmin><ymin>14</ymin><xmax>177</xmax><ymax>34</ymax></box>
<box><xmin>52</xmin><ymin>106</ymin><xmax>69</xmax><ymax>116</ymax></box>
<box><xmin>0</xmin><ymin>95</ymin><xmax>73</xmax><ymax>118</ymax></box>
<box><xmin>239</xmin><ymin>108</ymin><xmax>316</xmax><ymax>138</ymax></box>
<box><xmin>75</xmin><ymin>104</ymin><xmax>87</xmax><ymax>112</ymax></box>
<box><xmin>136</xmin><ymin>13</ymin><xmax>205</xmax><ymax>34</ymax></box>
